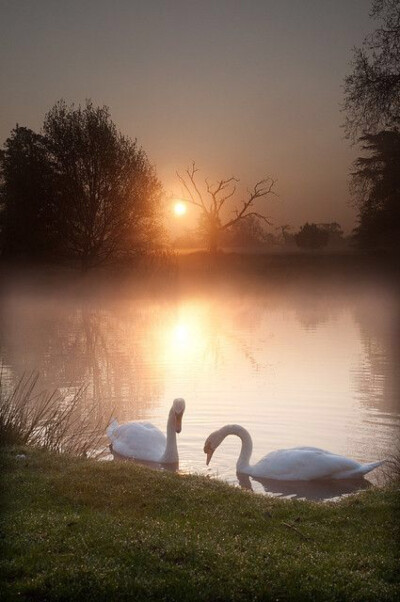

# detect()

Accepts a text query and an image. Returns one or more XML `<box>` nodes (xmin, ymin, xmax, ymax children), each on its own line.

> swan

<box><xmin>203</xmin><ymin>424</ymin><xmax>385</xmax><ymax>480</ymax></box>
<box><xmin>107</xmin><ymin>398</ymin><xmax>185</xmax><ymax>464</ymax></box>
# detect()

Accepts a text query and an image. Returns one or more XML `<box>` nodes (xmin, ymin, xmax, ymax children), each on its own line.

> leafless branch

<box><xmin>222</xmin><ymin>178</ymin><xmax>276</xmax><ymax>230</ymax></box>
<box><xmin>187</xmin><ymin>161</ymin><xmax>207</xmax><ymax>209</ymax></box>
<box><xmin>205</xmin><ymin>176</ymin><xmax>239</xmax><ymax>213</ymax></box>
<box><xmin>218</xmin><ymin>185</ymin><xmax>238</xmax><ymax>210</ymax></box>
<box><xmin>176</xmin><ymin>170</ymin><xmax>204</xmax><ymax>209</ymax></box>
<box><xmin>176</xmin><ymin>164</ymin><xmax>276</xmax><ymax>252</ymax></box>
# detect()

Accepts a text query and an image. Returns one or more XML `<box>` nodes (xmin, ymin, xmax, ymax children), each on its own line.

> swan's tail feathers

<box><xmin>334</xmin><ymin>460</ymin><xmax>386</xmax><ymax>479</ymax></box>
<box><xmin>107</xmin><ymin>419</ymin><xmax>119</xmax><ymax>440</ymax></box>
<box><xmin>359</xmin><ymin>460</ymin><xmax>386</xmax><ymax>476</ymax></box>
<box><xmin>344</xmin><ymin>460</ymin><xmax>386</xmax><ymax>478</ymax></box>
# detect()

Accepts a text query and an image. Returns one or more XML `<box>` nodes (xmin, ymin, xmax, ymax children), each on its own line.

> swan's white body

<box><xmin>204</xmin><ymin>425</ymin><xmax>384</xmax><ymax>481</ymax></box>
<box><xmin>107</xmin><ymin>398</ymin><xmax>185</xmax><ymax>464</ymax></box>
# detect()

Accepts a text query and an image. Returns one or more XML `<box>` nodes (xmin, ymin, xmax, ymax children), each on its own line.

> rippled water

<box><xmin>1</xmin><ymin>270</ymin><xmax>399</xmax><ymax>499</ymax></box>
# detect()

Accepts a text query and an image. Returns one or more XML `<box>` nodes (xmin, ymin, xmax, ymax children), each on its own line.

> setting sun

<box><xmin>174</xmin><ymin>201</ymin><xmax>187</xmax><ymax>217</ymax></box>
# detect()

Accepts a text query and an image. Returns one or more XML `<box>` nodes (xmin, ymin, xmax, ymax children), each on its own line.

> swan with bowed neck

<box><xmin>107</xmin><ymin>398</ymin><xmax>185</xmax><ymax>464</ymax></box>
<box><xmin>204</xmin><ymin>425</ymin><xmax>384</xmax><ymax>480</ymax></box>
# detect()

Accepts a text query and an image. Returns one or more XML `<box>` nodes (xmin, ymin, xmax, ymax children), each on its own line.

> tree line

<box><xmin>173</xmin><ymin>220</ymin><xmax>346</xmax><ymax>251</ymax></box>
<box><xmin>1</xmin><ymin>1</ymin><xmax>398</xmax><ymax>269</ymax></box>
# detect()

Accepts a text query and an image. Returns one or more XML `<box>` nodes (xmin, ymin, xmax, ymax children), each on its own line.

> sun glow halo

<box><xmin>174</xmin><ymin>201</ymin><xmax>187</xmax><ymax>217</ymax></box>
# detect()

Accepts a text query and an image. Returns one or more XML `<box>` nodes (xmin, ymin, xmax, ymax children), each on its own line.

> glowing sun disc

<box><xmin>174</xmin><ymin>201</ymin><xmax>187</xmax><ymax>216</ymax></box>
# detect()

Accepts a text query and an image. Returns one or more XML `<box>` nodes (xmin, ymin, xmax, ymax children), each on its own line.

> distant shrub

<box><xmin>295</xmin><ymin>222</ymin><xmax>329</xmax><ymax>250</ymax></box>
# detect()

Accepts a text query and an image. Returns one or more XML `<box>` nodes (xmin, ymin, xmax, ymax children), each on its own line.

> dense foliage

<box><xmin>343</xmin><ymin>1</ymin><xmax>400</xmax><ymax>252</ymax></box>
<box><xmin>0</xmin><ymin>101</ymin><xmax>163</xmax><ymax>269</ymax></box>
<box><xmin>352</xmin><ymin>128</ymin><xmax>400</xmax><ymax>250</ymax></box>
<box><xmin>0</xmin><ymin>127</ymin><xmax>56</xmax><ymax>258</ymax></box>
<box><xmin>343</xmin><ymin>0</ymin><xmax>400</xmax><ymax>140</ymax></box>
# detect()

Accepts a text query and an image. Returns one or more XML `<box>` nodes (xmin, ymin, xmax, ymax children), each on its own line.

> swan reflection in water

<box><xmin>110</xmin><ymin>453</ymin><xmax>371</xmax><ymax>499</ymax></box>
<box><xmin>109</xmin><ymin>448</ymin><xmax>372</xmax><ymax>499</ymax></box>
<box><xmin>110</xmin><ymin>450</ymin><xmax>179</xmax><ymax>473</ymax></box>
<box><xmin>237</xmin><ymin>472</ymin><xmax>372</xmax><ymax>501</ymax></box>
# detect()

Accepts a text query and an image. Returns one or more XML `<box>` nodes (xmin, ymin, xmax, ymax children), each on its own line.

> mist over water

<box><xmin>1</xmin><ymin>267</ymin><xmax>399</xmax><ymax>499</ymax></box>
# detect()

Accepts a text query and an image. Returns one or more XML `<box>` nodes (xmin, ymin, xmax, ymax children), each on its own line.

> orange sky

<box><xmin>0</xmin><ymin>1</ymin><xmax>374</xmax><ymax>234</ymax></box>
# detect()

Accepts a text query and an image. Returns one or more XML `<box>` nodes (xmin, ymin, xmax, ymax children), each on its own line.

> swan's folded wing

<box><xmin>111</xmin><ymin>422</ymin><xmax>166</xmax><ymax>461</ymax></box>
<box><xmin>252</xmin><ymin>448</ymin><xmax>361</xmax><ymax>481</ymax></box>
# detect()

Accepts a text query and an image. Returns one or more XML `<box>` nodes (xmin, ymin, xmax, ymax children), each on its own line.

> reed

<box><xmin>0</xmin><ymin>371</ymin><xmax>108</xmax><ymax>457</ymax></box>
<box><xmin>383</xmin><ymin>444</ymin><xmax>400</xmax><ymax>483</ymax></box>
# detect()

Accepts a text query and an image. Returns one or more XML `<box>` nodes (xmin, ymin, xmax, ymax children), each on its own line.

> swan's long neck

<box><xmin>160</xmin><ymin>408</ymin><xmax>178</xmax><ymax>463</ymax></box>
<box><xmin>219</xmin><ymin>425</ymin><xmax>253</xmax><ymax>473</ymax></box>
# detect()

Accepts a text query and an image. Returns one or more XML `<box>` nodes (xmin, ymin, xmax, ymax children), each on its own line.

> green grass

<box><xmin>0</xmin><ymin>447</ymin><xmax>399</xmax><ymax>601</ymax></box>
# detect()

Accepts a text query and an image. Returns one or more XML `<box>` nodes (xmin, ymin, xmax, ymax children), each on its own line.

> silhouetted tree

<box><xmin>44</xmin><ymin>100</ymin><xmax>163</xmax><ymax>270</ymax></box>
<box><xmin>0</xmin><ymin>126</ymin><xmax>56</xmax><ymax>257</ymax></box>
<box><xmin>177</xmin><ymin>163</ymin><xmax>276</xmax><ymax>253</ymax></box>
<box><xmin>318</xmin><ymin>222</ymin><xmax>344</xmax><ymax>246</ymax></box>
<box><xmin>295</xmin><ymin>223</ymin><xmax>329</xmax><ymax>250</ymax></box>
<box><xmin>343</xmin><ymin>0</ymin><xmax>400</xmax><ymax>140</ymax></box>
<box><xmin>351</xmin><ymin>128</ymin><xmax>400</xmax><ymax>249</ymax></box>
<box><xmin>0</xmin><ymin>101</ymin><xmax>163</xmax><ymax>268</ymax></box>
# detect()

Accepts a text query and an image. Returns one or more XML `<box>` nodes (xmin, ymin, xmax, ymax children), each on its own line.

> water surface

<box><xmin>1</xmin><ymin>271</ymin><xmax>399</xmax><ymax>499</ymax></box>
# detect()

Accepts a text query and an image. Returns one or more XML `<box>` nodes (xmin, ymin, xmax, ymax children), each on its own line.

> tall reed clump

<box><xmin>0</xmin><ymin>371</ymin><xmax>109</xmax><ymax>457</ymax></box>
<box><xmin>384</xmin><ymin>444</ymin><xmax>400</xmax><ymax>484</ymax></box>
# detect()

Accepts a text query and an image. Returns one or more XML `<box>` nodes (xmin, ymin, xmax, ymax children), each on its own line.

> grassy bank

<box><xmin>0</xmin><ymin>447</ymin><xmax>399</xmax><ymax>601</ymax></box>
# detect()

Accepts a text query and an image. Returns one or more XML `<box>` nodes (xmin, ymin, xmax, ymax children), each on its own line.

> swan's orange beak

<box><xmin>175</xmin><ymin>411</ymin><xmax>183</xmax><ymax>434</ymax></box>
<box><xmin>204</xmin><ymin>443</ymin><xmax>214</xmax><ymax>465</ymax></box>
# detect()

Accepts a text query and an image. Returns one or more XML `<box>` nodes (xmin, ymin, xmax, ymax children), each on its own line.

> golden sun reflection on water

<box><xmin>161</xmin><ymin>303</ymin><xmax>209</xmax><ymax>372</ymax></box>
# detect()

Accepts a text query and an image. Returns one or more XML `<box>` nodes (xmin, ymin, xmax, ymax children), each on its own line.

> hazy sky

<box><xmin>0</xmin><ymin>1</ymin><xmax>373</xmax><ymax>233</ymax></box>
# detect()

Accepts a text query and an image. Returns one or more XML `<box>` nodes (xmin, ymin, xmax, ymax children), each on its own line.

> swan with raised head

<box><xmin>204</xmin><ymin>425</ymin><xmax>384</xmax><ymax>480</ymax></box>
<box><xmin>107</xmin><ymin>398</ymin><xmax>185</xmax><ymax>464</ymax></box>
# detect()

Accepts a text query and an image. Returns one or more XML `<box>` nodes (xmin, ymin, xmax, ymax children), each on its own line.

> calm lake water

<box><xmin>1</xmin><ymin>268</ymin><xmax>399</xmax><ymax>499</ymax></box>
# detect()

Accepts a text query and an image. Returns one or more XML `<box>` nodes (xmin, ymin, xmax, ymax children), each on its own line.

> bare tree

<box><xmin>176</xmin><ymin>163</ymin><xmax>276</xmax><ymax>253</ymax></box>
